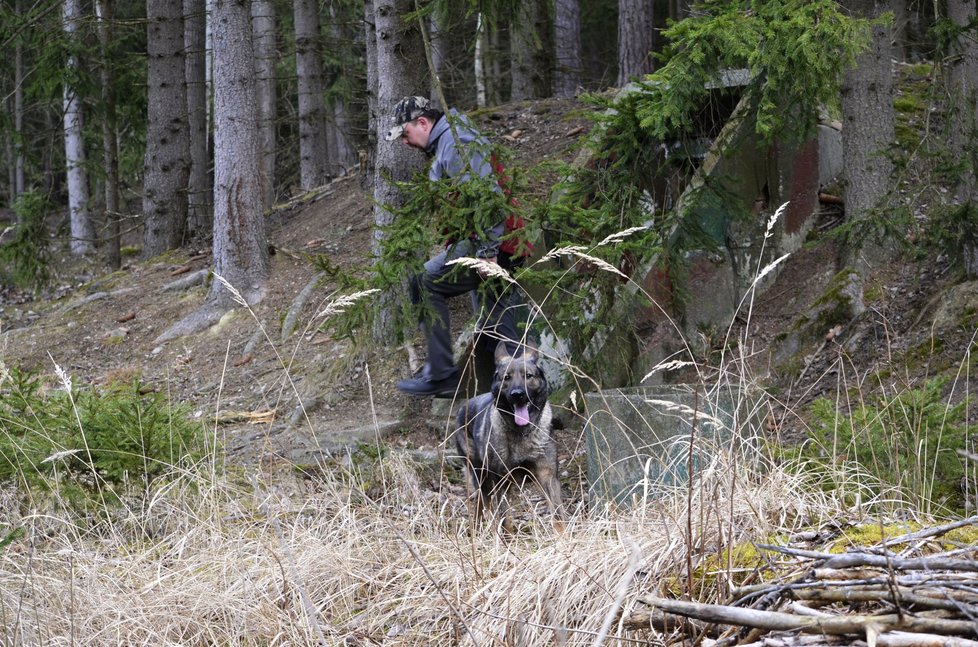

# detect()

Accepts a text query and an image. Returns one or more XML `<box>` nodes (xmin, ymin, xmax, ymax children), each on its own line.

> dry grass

<box><xmin>0</xmin><ymin>429</ymin><xmax>858</xmax><ymax>646</ymax></box>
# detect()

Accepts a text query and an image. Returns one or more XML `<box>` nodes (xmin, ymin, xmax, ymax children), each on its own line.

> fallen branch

<box><xmin>790</xmin><ymin>586</ymin><xmax>978</xmax><ymax>615</ymax></box>
<box><xmin>638</xmin><ymin>595</ymin><xmax>978</xmax><ymax>637</ymax></box>
<box><xmin>878</xmin><ymin>516</ymin><xmax>978</xmax><ymax>548</ymax></box>
<box><xmin>756</xmin><ymin>545</ymin><xmax>978</xmax><ymax>573</ymax></box>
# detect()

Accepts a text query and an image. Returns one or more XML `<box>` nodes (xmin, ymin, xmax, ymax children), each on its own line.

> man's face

<box><xmin>400</xmin><ymin>117</ymin><xmax>430</xmax><ymax>150</ymax></box>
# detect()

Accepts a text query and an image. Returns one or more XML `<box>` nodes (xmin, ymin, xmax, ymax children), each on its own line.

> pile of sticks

<box><xmin>634</xmin><ymin>516</ymin><xmax>978</xmax><ymax>647</ymax></box>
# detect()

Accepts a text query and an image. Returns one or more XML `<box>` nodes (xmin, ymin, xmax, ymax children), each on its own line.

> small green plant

<box><xmin>0</xmin><ymin>365</ymin><xmax>211</xmax><ymax>516</ymax></box>
<box><xmin>0</xmin><ymin>191</ymin><xmax>52</xmax><ymax>290</ymax></box>
<box><xmin>803</xmin><ymin>377</ymin><xmax>970</xmax><ymax>514</ymax></box>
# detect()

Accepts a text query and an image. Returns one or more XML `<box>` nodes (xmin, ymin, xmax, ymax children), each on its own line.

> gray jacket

<box><xmin>425</xmin><ymin>110</ymin><xmax>504</xmax><ymax>258</ymax></box>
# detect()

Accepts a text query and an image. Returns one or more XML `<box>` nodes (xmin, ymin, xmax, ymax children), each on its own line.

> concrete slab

<box><xmin>584</xmin><ymin>385</ymin><xmax>765</xmax><ymax>506</ymax></box>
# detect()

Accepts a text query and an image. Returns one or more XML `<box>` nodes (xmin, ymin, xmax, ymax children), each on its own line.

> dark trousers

<box><xmin>409</xmin><ymin>242</ymin><xmax>520</xmax><ymax>381</ymax></box>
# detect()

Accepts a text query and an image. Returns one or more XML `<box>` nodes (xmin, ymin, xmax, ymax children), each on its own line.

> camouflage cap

<box><xmin>385</xmin><ymin>95</ymin><xmax>431</xmax><ymax>142</ymax></box>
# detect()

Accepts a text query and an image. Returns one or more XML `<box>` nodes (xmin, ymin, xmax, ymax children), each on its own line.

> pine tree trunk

<box><xmin>429</xmin><ymin>11</ymin><xmax>446</xmax><ymax>96</ymax></box>
<box><xmin>143</xmin><ymin>0</ymin><xmax>190</xmax><ymax>256</ymax></box>
<box><xmin>553</xmin><ymin>0</ymin><xmax>581</xmax><ymax>98</ymax></box>
<box><xmin>96</xmin><ymin>0</ymin><xmax>121</xmax><ymax>269</ymax></box>
<box><xmin>63</xmin><ymin>0</ymin><xmax>95</xmax><ymax>255</ymax></box>
<box><xmin>840</xmin><ymin>0</ymin><xmax>894</xmax><ymax>274</ymax></box>
<box><xmin>617</xmin><ymin>0</ymin><xmax>654</xmax><ymax>86</ymax></box>
<box><xmin>363</xmin><ymin>0</ymin><xmax>378</xmax><ymax>192</ymax></box>
<box><xmin>294</xmin><ymin>0</ymin><xmax>330</xmax><ymax>190</ymax></box>
<box><xmin>372</xmin><ymin>0</ymin><xmax>426</xmax><ymax>237</ymax></box>
<box><xmin>210</xmin><ymin>0</ymin><xmax>268</xmax><ymax>307</ymax></box>
<box><xmin>669</xmin><ymin>0</ymin><xmax>692</xmax><ymax>21</ymax></box>
<box><xmin>372</xmin><ymin>0</ymin><xmax>426</xmax><ymax>338</ymax></box>
<box><xmin>946</xmin><ymin>0</ymin><xmax>978</xmax><ymax>276</ymax></box>
<box><xmin>253</xmin><ymin>0</ymin><xmax>277</xmax><ymax>208</ymax></box>
<box><xmin>510</xmin><ymin>0</ymin><xmax>551</xmax><ymax>100</ymax></box>
<box><xmin>325</xmin><ymin>1</ymin><xmax>358</xmax><ymax>177</ymax></box>
<box><xmin>4</xmin><ymin>102</ymin><xmax>12</xmax><ymax>204</ymax></box>
<box><xmin>185</xmin><ymin>0</ymin><xmax>211</xmax><ymax>235</ymax></box>
<box><xmin>13</xmin><ymin>0</ymin><xmax>25</xmax><ymax>202</ymax></box>
<box><xmin>946</xmin><ymin>0</ymin><xmax>978</xmax><ymax>199</ymax></box>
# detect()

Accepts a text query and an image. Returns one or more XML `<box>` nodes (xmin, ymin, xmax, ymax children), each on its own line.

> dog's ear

<box><xmin>494</xmin><ymin>341</ymin><xmax>512</xmax><ymax>364</ymax></box>
<box><xmin>523</xmin><ymin>346</ymin><xmax>539</xmax><ymax>362</ymax></box>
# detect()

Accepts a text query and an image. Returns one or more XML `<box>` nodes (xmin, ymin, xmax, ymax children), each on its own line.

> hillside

<box><xmin>2</xmin><ymin>95</ymin><xmax>975</xmax><ymax>469</ymax></box>
<box><xmin>0</xmin><ymin>98</ymin><xmax>598</xmax><ymax>467</ymax></box>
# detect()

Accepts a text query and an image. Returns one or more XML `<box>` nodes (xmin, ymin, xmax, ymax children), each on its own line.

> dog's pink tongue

<box><xmin>514</xmin><ymin>405</ymin><xmax>531</xmax><ymax>426</ymax></box>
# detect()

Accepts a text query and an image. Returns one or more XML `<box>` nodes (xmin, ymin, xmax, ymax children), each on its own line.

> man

<box><xmin>385</xmin><ymin>95</ymin><xmax>522</xmax><ymax>397</ymax></box>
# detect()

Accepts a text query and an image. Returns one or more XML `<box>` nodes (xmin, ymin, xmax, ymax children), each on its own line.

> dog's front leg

<box><xmin>534</xmin><ymin>465</ymin><xmax>564</xmax><ymax>520</ymax></box>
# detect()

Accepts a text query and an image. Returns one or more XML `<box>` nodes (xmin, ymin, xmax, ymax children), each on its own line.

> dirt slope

<box><xmin>1</xmin><ymin>95</ymin><xmax>974</xmax><ymax>475</ymax></box>
<box><xmin>0</xmin><ymin>98</ymin><xmax>596</xmax><ymax>468</ymax></box>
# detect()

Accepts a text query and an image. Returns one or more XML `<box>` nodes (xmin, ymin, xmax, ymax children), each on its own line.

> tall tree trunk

<box><xmin>294</xmin><ymin>0</ymin><xmax>330</xmax><ymax>190</ymax></box>
<box><xmin>840</xmin><ymin>0</ymin><xmax>894</xmax><ymax>275</ymax></box>
<box><xmin>947</xmin><ymin>0</ymin><xmax>978</xmax><ymax>200</ymax></box>
<box><xmin>669</xmin><ymin>0</ymin><xmax>692</xmax><ymax>21</ymax></box>
<box><xmin>96</xmin><ymin>0</ymin><xmax>121</xmax><ymax>269</ymax></box>
<box><xmin>253</xmin><ymin>0</ymin><xmax>277</xmax><ymax>208</ymax></box>
<box><xmin>553</xmin><ymin>0</ymin><xmax>581</xmax><ymax>98</ymax></box>
<box><xmin>4</xmin><ymin>98</ymin><xmax>13</xmax><ymax>205</ymax></box>
<box><xmin>185</xmin><ymin>0</ymin><xmax>211</xmax><ymax>234</ymax></box>
<box><xmin>156</xmin><ymin>0</ymin><xmax>268</xmax><ymax>343</ymax></box>
<box><xmin>890</xmin><ymin>0</ymin><xmax>909</xmax><ymax>62</ymax></box>
<box><xmin>429</xmin><ymin>9</ymin><xmax>447</xmax><ymax>100</ymax></box>
<box><xmin>617</xmin><ymin>0</ymin><xmax>654</xmax><ymax>86</ymax></box>
<box><xmin>209</xmin><ymin>0</ymin><xmax>267</xmax><ymax>308</ymax></box>
<box><xmin>510</xmin><ymin>0</ymin><xmax>550</xmax><ymax>100</ymax></box>
<box><xmin>63</xmin><ymin>0</ymin><xmax>95</xmax><ymax>255</ymax></box>
<box><xmin>13</xmin><ymin>0</ymin><xmax>25</xmax><ymax>203</ymax></box>
<box><xmin>372</xmin><ymin>0</ymin><xmax>426</xmax><ymax>337</ymax></box>
<box><xmin>363</xmin><ymin>0</ymin><xmax>378</xmax><ymax>192</ymax></box>
<box><xmin>143</xmin><ymin>0</ymin><xmax>190</xmax><ymax>256</ymax></box>
<box><xmin>474</xmin><ymin>12</ymin><xmax>487</xmax><ymax>107</ymax></box>
<box><xmin>946</xmin><ymin>0</ymin><xmax>978</xmax><ymax>276</ymax></box>
<box><xmin>489</xmin><ymin>26</ymin><xmax>502</xmax><ymax>105</ymax></box>
<box><xmin>372</xmin><ymin>0</ymin><xmax>426</xmax><ymax>238</ymax></box>
<box><xmin>325</xmin><ymin>1</ymin><xmax>358</xmax><ymax>177</ymax></box>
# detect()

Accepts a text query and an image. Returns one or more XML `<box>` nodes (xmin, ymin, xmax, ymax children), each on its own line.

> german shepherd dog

<box><xmin>455</xmin><ymin>341</ymin><xmax>562</xmax><ymax>524</ymax></box>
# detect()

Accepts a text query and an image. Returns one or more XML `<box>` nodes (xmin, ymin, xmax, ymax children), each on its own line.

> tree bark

<box><xmin>946</xmin><ymin>0</ymin><xmax>978</xmax><ymax>200</ymax></box>
<box><xmin>63</xmin><ymin>0</ymin><xmax>95</xmax><ymax>255</ymax></box>
<box><xmin>840</xmin><ymin>0</ymin><xmax>895</xmax><ymax>274</ymax></box>
<box><xmin>185</xmin><ymin>0</ymin><xmax>211</xmax><ymax>235</ymax></box>
<box><xmin>553</xmin><ymin>0</ymin><xmax>581</xmax><ymax>98</ymax></box>
<box><xmin>617</xmin><ymin>0</ymin><xmax>655</xmax><ymax>86</ymax></box>
<box><xmin>210</xmin><ymin>0</ymin><xmax>268</xmax><ymax>308</ymax></box>
<box><xmin>294</xmin><ymin>0</ymin><xmax>330</xmax><ymax>190</ymax></box>
<box><xmin>13</xmin><ymin>0</ymin><xmax>25</xmax><ymax>203</ymax></box>
<box><xmin>510</xmin><ymin>0</ymin><xmax>551</xmax><ymax>100</ymax></box>
<box><xmin>253</xmin><ymin>0</ymin><xmax>277</xmax><ymax>208</ymax></box>
<box><xmin>371</xmin><ymin>0</ymin><xmax>426</xmax><ymax>337</ymax></box>
<box><xmin>95</xmin><ymin>0</ymin><xmax>121</xmax><ymax>269</ymax></box>
<box><xmin>325</xmin><ymin>0</ymin><xmax>358</xmax><ymax>177</ymax></box>
<box><xmin>143</xmin><ymin>0</ymin><xmax>190</xmax><ymax>256</ymax></box>
<box><xmin>156</xmin><ymin>0</ymin><xmax>268</xmax><ymax>343</ymax></box>
<box><xmin>363</xmin><ymin>0</ymin><xmax>378</xmax><ymax>192</ymax></box>
<box><xmin>371</xmin><ymin>0</ymin><xmax>426</xmax><ymax>240</ymax></box>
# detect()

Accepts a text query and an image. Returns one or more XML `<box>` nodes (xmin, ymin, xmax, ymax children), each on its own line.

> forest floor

<box><xmin>1</xmin><ymin>95</ymin><xmax>975</xmax><ymax>499</ymax></box>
